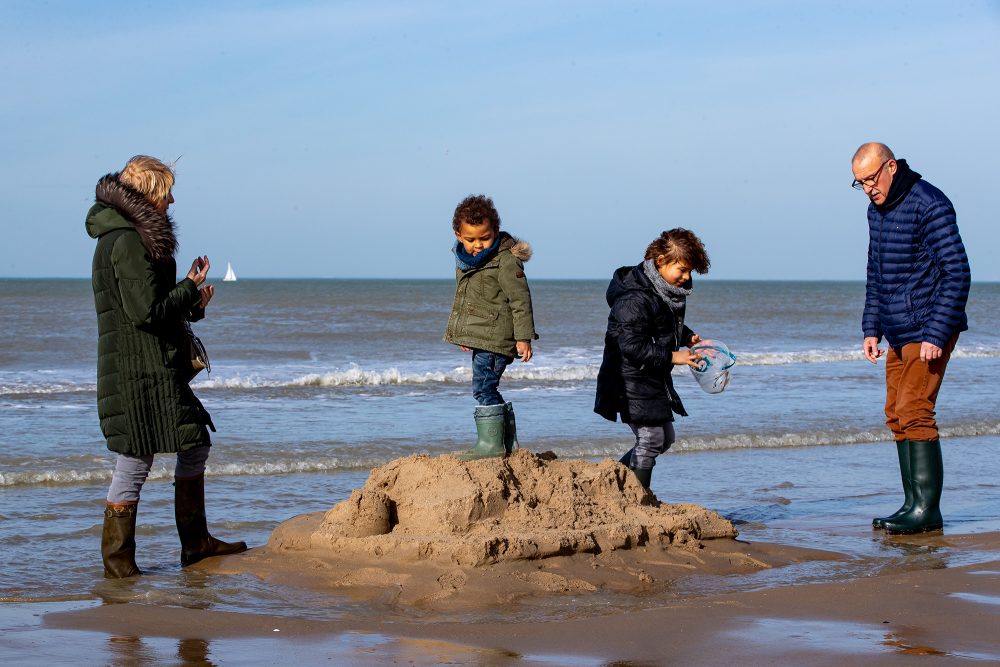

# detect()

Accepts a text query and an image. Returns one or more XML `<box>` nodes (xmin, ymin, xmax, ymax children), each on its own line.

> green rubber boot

<box><xmin>175</xmin><ymin>474</ymin><xmax>248</xmax><ymax>567</ymax></box>
<box><xmin>883</xmin><ymin>439</ymin><xmax>944</xmax><ymax>535</ymax></box>
<box><xmin>629</xmin><ymin>466</ymin><xmax>652</xmax><ymax>489</ymax></box>
<box><xmin>873</xmin><ymin>439</ymin><xmax>913</xmax><ymax>529</ymax></box>
<box><xmin>101</xmin><ymin>502</ymin><xmax>142</xmax><ymax>578</ymax></box>
<box><xmin>503</xmin><ymin>401</ymin><xmax>520</xmax><ymax>454</ymax></box>
<box><xmin>457</xmin><ymin>404</ymin><xmax>507</xmax><ymax>460</ymax></box>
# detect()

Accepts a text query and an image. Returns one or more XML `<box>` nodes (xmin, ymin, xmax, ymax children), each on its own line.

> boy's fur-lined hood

<box><xmin>499</xmin><ymin>231</ymin><xmax>532</xmax><ymax>262</ymax></box>
<box><xmin>86</xmin><ymin>173</ymin><xmax>177</xmax><ymax>261</ymax></box>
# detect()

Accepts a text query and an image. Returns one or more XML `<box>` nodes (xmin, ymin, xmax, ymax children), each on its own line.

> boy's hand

<box><xmin>687</xmin><ymin>333</ymin><xmax>701</xmax><ymax>347</ymax></box>
<box><xmin>460</xmin><ymin>346</ymin><xmax>472</xmax><ymax>352</ymax></box>
<box><xmin>672</xmin><ymin>349</ymin><xmax>703</xmax><ymax>369</ymax></box>
<box><xmin>516</xmin><ymin>340</ymin><xmax>533</xmax><ymax>362</ymax></box>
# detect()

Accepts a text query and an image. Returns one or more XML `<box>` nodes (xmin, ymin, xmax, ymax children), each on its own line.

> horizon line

<box><xmin>4</xmin><ymin>276</ymin><xmax>1000</xmax><ymax>284</ymax></box>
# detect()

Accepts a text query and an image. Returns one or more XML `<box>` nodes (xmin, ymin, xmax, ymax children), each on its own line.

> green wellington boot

<box><xmin>457</xmin><ymin>404</ymin><xmax>507</xmax><ymax>460</ymax></box>
<box><xmin>629</xmin><ymin>466</ymin><xmax>652</xmax><ymax>490</ymax></box>
<box><xmin>101</xmin><ymin>503</ymin><xmax>142</xmax><ymax>578</ymax></box>
<box><xmin>883</xmin><ymin>439</ymin><xmax>944</xmax><ymax>535</ymax></box>
<box><xmin>873</xmin><ymin>439</ymin><xmax>913</xmax><ymax>529</ymax></box>
<box><xmin>175</xmin><ymin>474</ymin><xmax>248</xmax><ymax>567</ymax></box>
<box><xmin>503</xmin><ymin>401</ymin><xmax>520</xmax><ymax>454</ymax></box>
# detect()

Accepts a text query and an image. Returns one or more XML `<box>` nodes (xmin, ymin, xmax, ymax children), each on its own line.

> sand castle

<box><xmin>208</xmin><ymin>451</ymin><xmax>781</xmax><ymax>610</ymax></box>
<box><xmin>268</xmin><ymin>450</ymin><xmax>737</xmax><ymax>566</ymax></box>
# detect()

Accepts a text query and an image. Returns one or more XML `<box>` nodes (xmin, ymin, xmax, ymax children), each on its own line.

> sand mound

<box><xmin>280</xmin><ymin>450</ymin><xmax>736</xmax><ymax>566</ymax></box>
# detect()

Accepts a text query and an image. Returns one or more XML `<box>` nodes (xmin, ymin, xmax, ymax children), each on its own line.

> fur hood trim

<box><xmin>94</xmin><ymin>173</ymin><xmax>177</xmax><ymax>261</ymax></box>
<box><xmin>498</xmin><ymin>232</ymin><xmax>532</xmax><ymax>262</ymax></box>
<box><xmin>510</xmin><ymin>239</ymin><xmax>532</xmax><ymax>262</ymax></box>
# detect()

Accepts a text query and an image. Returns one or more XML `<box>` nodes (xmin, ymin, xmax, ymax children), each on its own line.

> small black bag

<box><xmin>184</xmin><ymin>322</ymin><xmax>211</xmax><ymax>377</ymax></box>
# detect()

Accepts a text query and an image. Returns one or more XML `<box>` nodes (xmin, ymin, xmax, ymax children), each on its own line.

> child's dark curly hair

<box><xmin>452</xmin><ymin>194</ymin><xmax>501</xmax><ymax>232</ymax></box>
<box><xmin>644</xmin><ymin>228</ymin><xmax>711</xmax><ymax>274</ymax></box>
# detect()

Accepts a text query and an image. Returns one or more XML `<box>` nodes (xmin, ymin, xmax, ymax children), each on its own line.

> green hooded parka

<box><xmin>444</xmin><ymin>232</ymin><xmax>538</xmax><ymax>357</ymax></box>
<box><xmin>86</xmin><ymin>174</ymin><xmax>214</xmax><ymax>457</ymax></box>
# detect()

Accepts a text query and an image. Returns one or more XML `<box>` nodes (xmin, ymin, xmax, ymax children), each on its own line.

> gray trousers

<box><xmin>626</xmin><ymin>422</ymin><xmax>675</xmax><ymax>470</ymax></box>
<box><xmin>106</xmin><ymin>446</ymin><xmax>210</xmax><ymax>504</ymax></box>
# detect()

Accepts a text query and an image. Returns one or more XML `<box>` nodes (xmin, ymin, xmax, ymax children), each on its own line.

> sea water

<box><xmin>2</xmin><ymin>278</ymin><xmax>999</xmax><ymax>618</ymax></box>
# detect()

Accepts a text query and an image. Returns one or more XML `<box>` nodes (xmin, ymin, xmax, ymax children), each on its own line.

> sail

<box><xmin>223</xmin><ymin>262</ymin><xmax>237</xmax><ymax>281</ymax></box>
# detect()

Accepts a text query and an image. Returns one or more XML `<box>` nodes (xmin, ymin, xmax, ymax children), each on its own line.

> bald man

<box><xmin>853</xmin><ymin>142</ymin><xmax>970</xmax><ymax>534</ymax></box>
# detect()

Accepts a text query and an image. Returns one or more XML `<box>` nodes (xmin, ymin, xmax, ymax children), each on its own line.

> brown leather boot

<box><xmin>174</xmin><ymin>474</ymin><xmax>247</xmax><ymax>566</ymax></box>
<box><xmin>102</xmin><ymin>503</ymin><xmax>142</xmax><ymax>578</ymax></box>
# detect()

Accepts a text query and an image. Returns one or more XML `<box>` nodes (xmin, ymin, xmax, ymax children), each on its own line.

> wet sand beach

<box><xmin>8</xmin><ymin>450</ymin><xmax>1000</xmax><ymax>666</ymax></box>
<box><xmin>9</xmin><ymin>532</ymin><xmax>999</xmax><ymax>665</ymax></box>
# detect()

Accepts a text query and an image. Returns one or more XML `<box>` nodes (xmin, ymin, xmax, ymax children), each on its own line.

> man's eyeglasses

<box><xmin>852</xmin><ymin>159</ymin><xmax>891</xmax><ymax>190</ymax></box>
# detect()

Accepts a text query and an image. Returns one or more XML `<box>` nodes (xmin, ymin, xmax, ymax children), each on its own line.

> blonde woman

<box><xmin>86</xmin><ymin>155</ymin><xmax>245</xmax><ymax>577</ymax></box>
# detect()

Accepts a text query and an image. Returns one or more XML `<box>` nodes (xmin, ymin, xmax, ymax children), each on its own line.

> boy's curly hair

<box><xmin>452</xmin><ymin>194</ymin><xmax>501</xmax><ymax>232</ymax></box>
<box><xmin>644</xmin><ymin>228</ymin><xmax>710</xmax><ymax>274</ymax></box>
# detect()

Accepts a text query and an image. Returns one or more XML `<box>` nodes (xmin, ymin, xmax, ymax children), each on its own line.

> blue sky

<box><xmin>2</xmin><ymin>1</ymin><xmax>998</xmax><ymax>279</ymax></box>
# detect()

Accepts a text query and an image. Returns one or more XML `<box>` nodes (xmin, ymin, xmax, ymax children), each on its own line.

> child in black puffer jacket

<box><xmin>594</xmin><ymin>228</ymin><xmax>711</xmax><ymax>490</ymax></box>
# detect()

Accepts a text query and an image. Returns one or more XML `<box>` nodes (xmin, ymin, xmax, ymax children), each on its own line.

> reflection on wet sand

<box><xmin>107</xmin><ymin>636</ymin><xmax>219</xmax><ymax>666</ymax></box>
<box><xmin>724</xmin><ymin>618</ymin><xmax>1000</xmax><ymax>662</ymax></box>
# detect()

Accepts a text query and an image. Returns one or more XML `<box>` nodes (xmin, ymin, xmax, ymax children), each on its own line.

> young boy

<box><xmin>594</xmin><ymin>228</ymin><xmax>711</xmax><ymax>489</ymax></box>
<box><xmin>445</xmin><ymin>194</ymin><xmax>538</xmax><ymax>460</ymax></box>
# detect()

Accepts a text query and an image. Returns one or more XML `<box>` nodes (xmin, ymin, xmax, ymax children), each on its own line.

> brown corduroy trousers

<box><xmin>884</xmin><ymin>336</ymin><xmax>958</xmax><ymax>442</ymax></box>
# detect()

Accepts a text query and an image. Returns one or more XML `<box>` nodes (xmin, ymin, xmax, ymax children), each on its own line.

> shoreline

<box><xmin>6</xmin><ymin>530</ymin><xmax>994</xmax><ymax>665</ymax></box>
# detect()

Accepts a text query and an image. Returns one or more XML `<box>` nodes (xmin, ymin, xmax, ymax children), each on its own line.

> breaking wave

<box><xmin>6</xmin><ymin>421</ymin><xmax>999</xmax><ymax>488</ymax></box>
<box><xmin>4</xmin><ymin>345</ymin><xmax>1000</xmax><ymax>396</ymax></box>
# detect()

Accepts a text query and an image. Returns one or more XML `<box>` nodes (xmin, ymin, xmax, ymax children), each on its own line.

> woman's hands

<box><xmin>186</xmin><ymin>256</ymin><xmax>214</xmax><ymax>310</ymax></box>
<box><xmin>199</xmin><ymin>284</ymin><xmax>214</xmax><ymax>309</ymax></box>
<box><xmin>186</xmin><ymin>256</ymin><xmax>210</xmax><ymax>286</ymax></box>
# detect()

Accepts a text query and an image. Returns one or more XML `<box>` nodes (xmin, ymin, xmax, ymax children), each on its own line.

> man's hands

<box><xmin>863</xmin><ymin>336</ymin><xmax>883</xmax><ymax>363</ymax></box>
<box><xmin>920</xmin><ymin>341</ymin><xmax>943</xmax><ymax>362</ymax></box>
<box><xmin>863</xmin><ymin>337</ymin><xmax>943</xmax><ymax>363</ymax></box>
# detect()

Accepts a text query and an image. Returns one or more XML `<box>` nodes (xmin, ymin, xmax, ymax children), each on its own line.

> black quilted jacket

<box><xmin>594</xmin><ymin>263</ymin><xmax>694</xmax><ymax>425</ymax></box>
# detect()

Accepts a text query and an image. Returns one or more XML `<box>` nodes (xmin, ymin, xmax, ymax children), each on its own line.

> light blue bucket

<box><xmin>689</xmin><ymin>340</ymin><xmax>736</xmax><ymax>394</ymax></box>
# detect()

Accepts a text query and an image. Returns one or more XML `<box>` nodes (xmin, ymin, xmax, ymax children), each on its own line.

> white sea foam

<box><xmin>0</xmin><ymin>457</ymin><xmax>375</xmax><ymax>488</ymax></box>
<box><xmin>544</xmin><ymin>420</ymin><xmax>1000</xmax><ymax>458</ymax></box>
<box><xmin>6</xmin><ymin>421</ymin><xmax>999</xmax><ymax>488</ymax></box>
<box><xmin>4</xmin><ymin>345</ymin><xmax>1000</xmax><ymax>395</ymax></box>
<box><xmin>0</xmin><ymin>469</ymin><xmax>113</xmax><ymax>487</ymax></box>
<box><xmin>191</xmin><ymin>363</ymin><xmax>601</xmax><ymax>390</ymax></box>
<box><xmin>0</xmin><ymin>383</ymin><xmax>96</xmax><ymax>396</ymax></box>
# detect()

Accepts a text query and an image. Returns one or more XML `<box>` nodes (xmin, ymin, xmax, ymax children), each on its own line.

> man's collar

<box><xmin>877</xmin><ymin>159</ymin><xmax>922</xmax><ymax>210</ymax></box>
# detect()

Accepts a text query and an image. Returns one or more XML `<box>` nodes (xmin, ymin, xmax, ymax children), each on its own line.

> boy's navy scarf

<box><xmin>642</xmin><ymin>259</ymin><xmax>691</xmax><ymax>316</ymax></box>
<box><xmin>454</xmin><ymin>236</ymin><xmax>501</xmax><ymax>272</ymax></box>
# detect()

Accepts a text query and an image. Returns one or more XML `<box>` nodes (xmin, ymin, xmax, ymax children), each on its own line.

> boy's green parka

<box><xmin>444</xmin><ymin>232</ymin><xmax>538</xmax><ymax>357</ymax></box>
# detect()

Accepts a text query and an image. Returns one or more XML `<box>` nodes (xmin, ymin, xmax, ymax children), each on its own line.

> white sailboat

<box><xmin>223</xmin><ymin>262</ymin><xmax>237</xmax><ymax>282</ymax></box>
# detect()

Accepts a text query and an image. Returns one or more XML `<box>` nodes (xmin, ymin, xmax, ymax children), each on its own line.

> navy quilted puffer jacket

<box><xmin>862</xmin><ymin>160</ymin><xmax>970</xmax><ymax>349</ymax></box>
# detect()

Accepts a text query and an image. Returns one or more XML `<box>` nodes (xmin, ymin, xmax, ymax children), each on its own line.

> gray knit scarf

<box><xmin>642</xmin><ymin>259</ymin><xmax>691</xmax><ymax>315</ymax></box>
